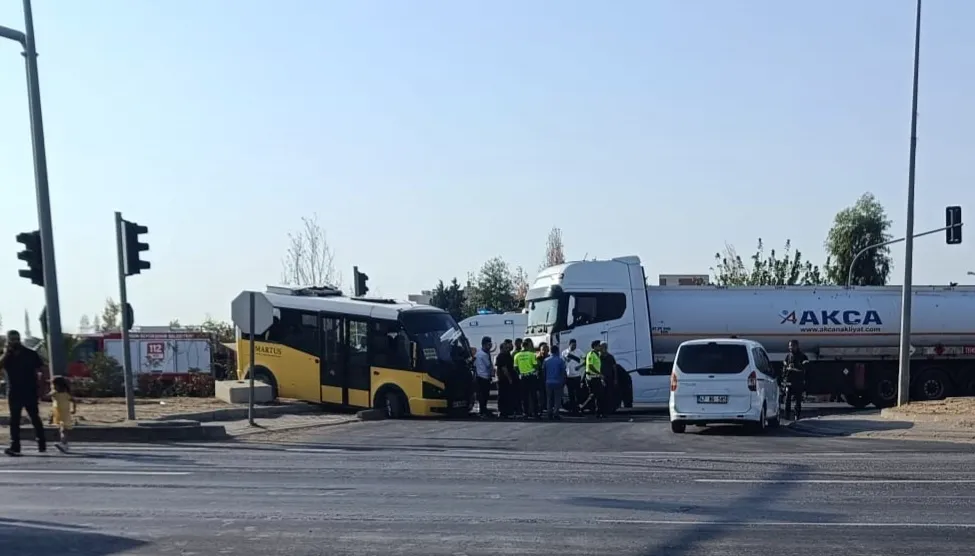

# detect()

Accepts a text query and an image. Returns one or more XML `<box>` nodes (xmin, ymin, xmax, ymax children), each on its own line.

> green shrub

<box><xmin>88</xmin><ymin>353</ymin><xmax>125</xmax><ymax>397</ymax></box>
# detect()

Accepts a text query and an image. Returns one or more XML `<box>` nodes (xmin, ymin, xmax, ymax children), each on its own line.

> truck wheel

<box><xmin>845</xmin><ymin>392</ymin><xmax>871</xmax><ymax>409</ymax></box>
<box><xmin>912</xmin><ymin>369</ymin><xmax>950</xmax><ymax>401</ymax></box>
<box><xmin>870</xmin><ymin>378</ymin><xmax>897</xmax><ymax>408</ymax></box>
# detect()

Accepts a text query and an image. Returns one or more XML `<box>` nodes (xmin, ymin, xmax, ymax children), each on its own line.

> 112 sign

<box><xmin>146</xmin><ymin>341</ymin><xmax>165</xmax><ymax>359</ymax></box>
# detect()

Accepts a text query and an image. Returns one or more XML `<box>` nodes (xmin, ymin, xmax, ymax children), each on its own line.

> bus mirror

<box><xmin>410</xmin><ymin>341</ymin><xmax>418</xmax><ymax>369</ymax></box>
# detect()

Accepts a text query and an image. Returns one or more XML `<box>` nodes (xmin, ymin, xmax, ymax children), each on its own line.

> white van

<box><xmin>669</xmin><ymin>338</ymin><xmax>780</xmax><ymax>434</ymax></box>
<box><xmin>458</xmin><ymin>313</ymin><xmax>527</xmax><ymax>357</ymax></box>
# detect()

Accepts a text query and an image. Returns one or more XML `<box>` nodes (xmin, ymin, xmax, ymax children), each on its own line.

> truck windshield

<box><xmin>401</xmin><ymin>311</ymin><xmax>470</xmax><ymax>370</ymax></box>
<box><xmin>527</xmin><ymin>298</ymin><xmax>559</xmax><ymax>327</ymax></box>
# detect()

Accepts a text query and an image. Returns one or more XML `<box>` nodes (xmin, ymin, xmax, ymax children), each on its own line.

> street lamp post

<box><xmin>0</xmin><ymin>0</ymin><xmax>66</xmax><ymax>376</ymax></box>
<box><xmin>896</xmin><ymin>0</ymin><xmax>923</xmax><ymax>407</ymax></box>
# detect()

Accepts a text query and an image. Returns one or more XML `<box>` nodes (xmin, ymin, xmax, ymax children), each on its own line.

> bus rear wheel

<box><xmin>245</xmin><ymin>366</ymin><xmax>278</xmax><ymax>400</ymax></box>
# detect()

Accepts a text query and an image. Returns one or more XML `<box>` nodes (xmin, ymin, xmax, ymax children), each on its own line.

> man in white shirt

<box><xmin>474</xmin><ymin>336</ymin><xmax>495</xmax><ymax>417</ymax></box>
<box><xmin>561</xmin><ymin>339</ymin><xmax>585</xmax><ymax>415</ymax></box>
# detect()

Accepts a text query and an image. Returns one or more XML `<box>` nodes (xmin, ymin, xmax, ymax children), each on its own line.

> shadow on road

<box><xmin>792</xmin><ymin>417</ymin><xmax>915</xmax><ymax>437</ymax></box>
<box><xmin>0</xmin><ymin>517</ymin><xmax>147</xmax><ymax>555</ymax></box>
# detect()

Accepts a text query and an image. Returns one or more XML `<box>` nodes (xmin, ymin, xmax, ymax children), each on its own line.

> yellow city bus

<box><xmin>235</xmin><ymin>286</ymin><xmax>474</xmax><ymax>417</ymax></box>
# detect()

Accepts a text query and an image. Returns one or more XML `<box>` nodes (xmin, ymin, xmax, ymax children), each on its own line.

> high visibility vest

<box><xmin>585</xmin><ymin>350</ymin><xmax>602</xmax><ymax>377</ymax></box>
<box><xmin>514</xmin><ymin>350</ymin><xmax>537</xmax><ymax>376</ymax></box>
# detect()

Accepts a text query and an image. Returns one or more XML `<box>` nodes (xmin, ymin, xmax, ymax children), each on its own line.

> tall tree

<box><xmin>78</xmin><ymin>314</ymin><xmax>91</xmax><ymax>334</ymax></box>
<box><xmin>169</xmin><ymin>319</ymin><xmax>181</xmax><ymax>328</ymax></box>
<box><xmin>281</xmin><ymin>213</ymin><xmax>341</xmax><ymax>288</ymax></box>
<box><xmin>542</xmin><ymin>226</ymin><xmax>566</xmax><ymax>269</ymax></box>
<box><xmin>466</xmin><ymin>257</ymin><xmax>517</xmax><ymax>314</ymax></box>
<box><xmin>711</xmin><ymin>239</ymin><xmax>826</xmax><ymax>286</ymax></box>
<box><xmin>429</xmin><ymin>278</ymin><xmax>468</xmax><ymax>321</ymax></box>
<box><xmin>100</xmin><ymin>298</ymin><xmax>121</xmax><ymax>332</ymax></box>
<box><xmin>200</xmin><ymin>316</ymin><xmax>235</xmax><ymax>343</ymax></box>
<box><xmin>824</xmin><ymin>193</ymin><xmax>893</xmax><ymax>286</ymax></box>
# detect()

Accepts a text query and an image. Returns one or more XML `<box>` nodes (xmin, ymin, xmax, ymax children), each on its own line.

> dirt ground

<box><xmin>882</xmin><ymin>397</ymin><xmax>975</xmax><ymax>427</ymax></box>
<box><xmin>0</xmin><ymin>397</ymin><xmax>232</xmax><ymax>424</ymax></box>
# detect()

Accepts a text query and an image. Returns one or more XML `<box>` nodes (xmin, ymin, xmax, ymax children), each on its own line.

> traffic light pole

<box><xmin>1</xmin><ymin>0</ymin><xmax>66</xmax><ymax>376</ymax></box>
<box><xmin>114</xmin><ymin>212</ymin><xmax>136</xmax><ymax>421</ymax></box>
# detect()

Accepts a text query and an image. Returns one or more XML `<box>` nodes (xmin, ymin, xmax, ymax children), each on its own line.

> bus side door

<box><xmin>319</xmin><ymin>314</ymin><xmax>345</xmax><ymax>405</ymax></box>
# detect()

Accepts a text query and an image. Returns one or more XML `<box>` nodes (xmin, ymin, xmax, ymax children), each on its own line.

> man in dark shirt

<box><xmin>1</xmin><ymin>330</ymin><xmax>47</xmax><ymax>456</ymax></box>
<box><xmin>599</xmin><ymin>342</ymin><xmax>618</xmax><ymax>414</ymax></box>
<box><xmin>494</xmin><ymin>340</ymin><xmax>516</xmax><ymax>418</ymax></box>
<box><xmin>783</xmin><ymin>339</ymin><xmax>809</xmax><ymax>421</ymax></box>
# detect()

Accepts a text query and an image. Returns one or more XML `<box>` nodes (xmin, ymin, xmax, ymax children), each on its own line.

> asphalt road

<box><xmin>1</xmin><ymin>413</ymin><xmax>973</xmax><ymax>556</ymax></box>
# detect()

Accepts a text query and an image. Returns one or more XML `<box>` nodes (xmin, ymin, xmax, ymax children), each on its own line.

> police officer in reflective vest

<box><xmin>514</xmin><ymin>339</ymin><xmax>541</xmax><ymax>420</ymax></box>
<box><xmin>584</xmin><ymin>340</ymin><xmax>606</xmax><ymax>418</ymax></box>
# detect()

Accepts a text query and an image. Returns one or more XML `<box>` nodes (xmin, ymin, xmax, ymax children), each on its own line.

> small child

<box><xmin>50</xmin><ymin>376</ymin><xmax>76</xmax><ymax>453</ymax></box>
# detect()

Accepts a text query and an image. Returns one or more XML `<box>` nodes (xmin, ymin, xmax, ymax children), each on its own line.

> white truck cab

<box><xmin>525</xmin><ymin>256</ymin><xmax>671</xmax><ymax>407</ymax></box>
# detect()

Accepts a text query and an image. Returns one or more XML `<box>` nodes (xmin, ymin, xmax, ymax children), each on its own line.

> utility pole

<box><xmin>0</xmin><ymin>1</ymin><xmax>66</xmax><ymax>375</ymax></box>
<box><xmin>896</xmin><ymin>0</ymin><xmax>922</xmax><ymax>407</ymax></box>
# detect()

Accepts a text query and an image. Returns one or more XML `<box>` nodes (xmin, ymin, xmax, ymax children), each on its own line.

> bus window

<box><xmin>369</xmin><ymin>321</ymin><xmax>410</xmax><ymax>369</ymax></box>
<box><xmin>267</xmin><ymin>308</ymin><xmax>320</xmax><ymax>356</ymax></box>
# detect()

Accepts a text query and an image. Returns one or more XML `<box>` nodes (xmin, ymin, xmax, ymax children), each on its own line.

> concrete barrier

<box><xmin>356</xmin><ymin>409</ymin><xmax>387</xmax><ymax>421</ymax></box>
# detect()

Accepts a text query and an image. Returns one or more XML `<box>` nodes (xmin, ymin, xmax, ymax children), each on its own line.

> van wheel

<box><xmin>671</xmin><ymin>421</ymin><xmax>686</xmax><ymax>434</ymax></box>
<box><xmin>747</xmin><ymin>405</ymin><xmax>768</xmax><ymax>434</ymax></box>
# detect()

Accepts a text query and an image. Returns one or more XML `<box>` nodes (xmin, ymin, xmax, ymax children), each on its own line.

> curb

<box><xmin>0</xmin><ymin>402</ymin><xmax>324</xmax><ymax>427</ymax></box>
<box><xmin>879</xmin><ymin>408</ymin><xmax>975</xmax><ymax>427</ymax></box>
<box><xmin>229</xmin><ymin>416</ymin><xmax>361</xmax><ymax>437</ymax></box>
<box><xmin>2</xmin><ymin>423</ymin><xmax>228</xmax><ymax>443</ymax></box>
<box><xmin>154</xmin><ymin>402</ymin><xmax>325</xmax><ymax>423</ymax></box>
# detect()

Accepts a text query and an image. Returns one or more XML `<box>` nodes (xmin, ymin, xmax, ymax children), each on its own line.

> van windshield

<box><xmin>676</xmin><ymin>343</ymin><xmax>750</xmax><ymax>374</ymax></box>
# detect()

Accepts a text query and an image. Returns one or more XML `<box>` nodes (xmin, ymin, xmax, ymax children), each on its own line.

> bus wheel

<box><xmin>376</xmin><ymin>388</ymin><xmax>407</xmax><ymax>419</ymax></box>
<box><xmin>246</xmin><ymin>366</ymin><xmax>278</xmax><ymax>400</ymax></box>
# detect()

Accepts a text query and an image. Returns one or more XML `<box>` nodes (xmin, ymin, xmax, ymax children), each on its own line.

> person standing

<box><xmin>1</xmin><ymin>330</ymin><xmax>47</xmax><ymax>456</ymax></box>
<box><xmin>599</xmin><ymin>342</ymin><xmax>618</xmax><ymax>414</ymax></box>
<box><xmin>514</xmin><ymin>339</ymin><xmax>540</xmax><ymax>419</ymax></box>
<box><xmin>473</xmin><ymin>336</ymin><xmax>495</xmax><ymax>418</ymax></box>
<box><xmin>783</xmin><ymin>339</ymin><xmax>809</xmax><ymax>420</ymax></box>
<box><xmin>535</xmin><ymin>343</ymin><xmax>550</xmax><ymax>415</ymax></box>
<box><xmin>494</xmin><ymin>340</ymin><xmax>516</xmax><ymax>418</ymax></box>
<box><xmin>49</xmin><ymin>376</ymin><xmax>76</xmax><ymax>453</ymax></box>
<box><xmin>543</xmin><ymin>347</ymin><xmax>566</xmax><ymax>420</ymax></box>
<box><xmin>561</xmin><ymin>339</ymin><xmax>585</xmax><ymax>415</ymax></box>
<box><xmin>584</xmin><ymin>340</ymin><xmax>605</xmax><ymax>418</ymax></box>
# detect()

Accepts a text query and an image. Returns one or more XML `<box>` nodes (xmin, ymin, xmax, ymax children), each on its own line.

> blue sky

<box><xmin>1</xmin><ymin>0</ymin><xmax>972</xmax><ymax>332</ymax></box>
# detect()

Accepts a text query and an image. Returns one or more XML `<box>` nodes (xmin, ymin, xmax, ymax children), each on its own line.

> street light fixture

<box><xmin>0</xmin><ymin>0</ymin><xmax>66</xmax><ymax>376</ymax></box>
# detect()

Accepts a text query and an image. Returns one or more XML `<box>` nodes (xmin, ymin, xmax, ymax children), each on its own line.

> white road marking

<box><xmin>596</xmin><ymin>519</ymin><xmax>975</xmax><ymax>528</ymax></box>
<box><xmin>0</xmin><ymin>470</ymin><xmax>190</xmax><ymax>476</ymax></box>
<box><xmin>696</xmin><ymin>478</ymin><xmax>975</xmax><ymax>484</ymax></box>
<box><xmin>285</xmin><ymin>448</ymin><xmax>347</xmax><ymax>454</ymax></box>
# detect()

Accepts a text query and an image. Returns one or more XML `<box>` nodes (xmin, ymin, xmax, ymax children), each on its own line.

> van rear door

<box><xmin>674</xmin><ymin>342</ymin><xmax>754</xmax><ymax>414</ymax></box>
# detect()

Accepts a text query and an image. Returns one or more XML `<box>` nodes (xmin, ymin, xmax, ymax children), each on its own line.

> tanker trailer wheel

<box><xmin>912</xmin><ymin>368</ymin><xmax>950</xmax><ymax>401</ymax></box>
<box><xmin>870</xmin><ymin>376</ymin><xmax>898</xmax><ymax>409</ymax></box>
<box><xmin>845</xmin><ymin>392</ymin><xmax>871</xmax><ymax>410</ymax></box>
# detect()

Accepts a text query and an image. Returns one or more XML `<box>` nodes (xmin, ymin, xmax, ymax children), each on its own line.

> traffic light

<box><xmin>353</xmin><ymin>266</ymin><xmax>369</xmax><ymax>297</ymax></box>
<box><xmin>15</xmin><ymin>230</ymin><xmax>43</xmax><ymax>286</ymax></box>
<box><xmin>122</xmin><ymin>219</ymin><xmax>150</xmax><ymax>276</ymax></box>
<box><xmin>946</xmin><ymin>205</ymin><xmax>962</xmax><ymax>245</ymax></box>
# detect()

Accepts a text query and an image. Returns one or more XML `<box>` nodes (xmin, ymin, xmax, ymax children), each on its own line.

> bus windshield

<box><xmin>401</xmin><ymin>311</ymin><xmax>471</xmax><ymax>370</ymax></box>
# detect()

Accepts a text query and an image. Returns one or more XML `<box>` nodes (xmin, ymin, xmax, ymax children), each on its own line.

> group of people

<box><xmin>1</xmin><ymin>330</ymin><xmax>77</xmax><ymax>456</ymax></box>
<box><xmin>472</xmin><ymin>336</ymin><xmax>619</xmax><ymax>420</ymax></box>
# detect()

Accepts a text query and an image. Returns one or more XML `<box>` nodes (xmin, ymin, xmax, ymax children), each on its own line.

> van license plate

<box><xmin>698</xmin><ymin>395</ymin><xmax>728</xmax><ymax>404</ymax></box>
